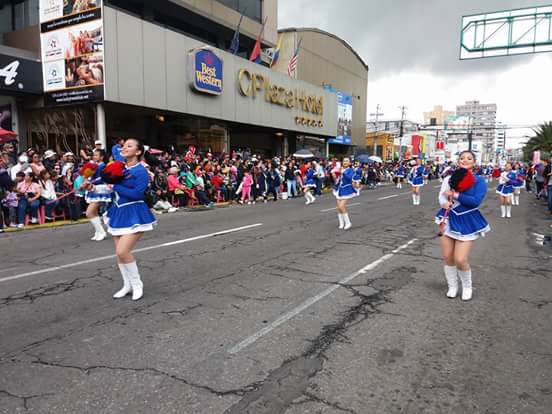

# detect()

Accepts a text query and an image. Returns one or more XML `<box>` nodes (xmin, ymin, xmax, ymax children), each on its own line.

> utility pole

<box><xmin>398</xmin><ymin>105</ymin><xmax>407</xmax><ymax>138</ymax></box>
<box><xmin>468</xmin><ymin>114</ymin><xmax>473</xmax><ymax>152</ymax></box>
<box><xmin>369</xmin><ymin>104</ymin><xmax>384</xmax><ymax>156</ymax></box>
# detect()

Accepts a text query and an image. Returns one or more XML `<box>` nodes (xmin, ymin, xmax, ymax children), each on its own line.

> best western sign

<box><xmin>237</xmin><ymin>68</ymin><xmax>324</xmax><ymax>128</ymax></box>
<box><xmin>188</xmin><ymin>47</ymin><xmax>223</xmax><ymax>95</ymax></box>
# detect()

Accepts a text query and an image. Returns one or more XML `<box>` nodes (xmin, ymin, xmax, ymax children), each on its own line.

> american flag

<box><xmin>287</xmin><ymin>38</ymin><xmax>302</xmax><ymax>77</ymax></box>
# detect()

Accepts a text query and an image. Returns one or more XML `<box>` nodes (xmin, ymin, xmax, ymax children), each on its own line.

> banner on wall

<box><xmin>39</xmin><ymin>0</ymin><xmax>104</xmax><ymax>105</ymax></box>
<box><xmin>324</xmin><ymin>86</ymin><xmax>353</xmax><ymax>145</ymax></box>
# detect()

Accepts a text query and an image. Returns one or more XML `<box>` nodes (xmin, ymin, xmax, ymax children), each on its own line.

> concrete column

<box><xmin>325</xmin><ymin>140</ymin><xmax>330</xmax><ymax>158</ymax></box>
<box><xmin>283</xmin><ymin>135</ymin><xmax>289</xmax><ymax>157</ymax></box>
<box><xmin>96</xmin><ymin>103</ymin><xmax>106</xmax><ymax>149</ymax></box>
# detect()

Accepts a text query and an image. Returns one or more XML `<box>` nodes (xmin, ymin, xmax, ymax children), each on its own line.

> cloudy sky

<box><xmin>278</xmin><ymin>0</ymin><xmax>552</xmax><ymax>144</ymax></box>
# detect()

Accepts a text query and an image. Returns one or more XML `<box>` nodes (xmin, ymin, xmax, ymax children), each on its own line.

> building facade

<box><xmin>365</xmin><ymin>132</ymin><xmax>394</xmax><ymax>160</ymax></box>
<box><xmin>273</xmin><ymin>28</ymin><xmax>368</xmax><ymax>156</ymax></box>
<box><xmin>0</xmin><ymin>0</ymin><xmax>43</xmax><ymax>143</ymax></box>
<box><xmin>423</xmin><ymin>105</ymin><xmax>454</xmax><ymax>126</ymax></box>
<box><xmin>2</xmin><ymin>0</ymin><xmax>344</xmax><ymax>158</ymax></box>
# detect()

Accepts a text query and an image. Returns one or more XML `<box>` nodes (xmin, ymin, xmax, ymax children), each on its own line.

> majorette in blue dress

<box><xmin>333</xmin><ymin>167</ymin><xmax>361</xmax><ymax>200</ymax></box>
<box><xmin>408</xmin><ymin>165</ymin><xmax>425</xmax><ymax>187</ymax></box>
<box><xmin>495</xmin><ymin>171</ymin><xmax>516</xmax><ymax>196</ymax></box>
<box><xmin>512</xmin><ymin>168</ymin><xmax>525</xmax><ymax>189</ymax></box>
<box><xmin>435</xmin><ymin>175</ymin><xmax>490</xmax><ymax>241</ymax></box>
<box><xmin>85</xmin><ymin>162</ymin><xmax>113</xmax><ymax>203</ymax></box>
<box><xmin>103</xmin><ymin>163</ymin><xmax>157</xmax><ymax>236</ymax></box>
<box><xmin>395</xmin><ymin>165</ymin><xmax>405</xmax><ymax>178</ymax></box>
<box><xmin>304</xmin><ymin>168</ymin><xmax>317</xmax><ymax>189</ymax></box>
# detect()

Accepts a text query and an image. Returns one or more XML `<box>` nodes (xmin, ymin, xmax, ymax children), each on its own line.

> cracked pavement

<box><xmin>0</xmin><ymin>184</ymin><xmax>551</xmax><ymax>413</ymax></box>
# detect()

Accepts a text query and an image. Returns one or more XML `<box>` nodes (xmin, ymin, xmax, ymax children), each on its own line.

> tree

<box><xmin>522</xmin><ymin>122</ymin><xmax>552</xmax><ymax>161</ymax></box>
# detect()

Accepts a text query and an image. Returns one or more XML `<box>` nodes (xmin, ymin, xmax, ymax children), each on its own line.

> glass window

<box><xmin>216</xmin><ymin>0</ymin><xmax>262</xmax><ymax>23</ymax></box>
<box><xmin>0</xmin><ymin>0</ymin><xmax>39</xmax><ymax>35</ymax></box>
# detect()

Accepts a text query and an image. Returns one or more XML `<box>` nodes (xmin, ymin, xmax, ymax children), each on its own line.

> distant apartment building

<box><xmin>423</xmin><ymin>105</ymin><xmax>455</xmax><ymax>126</ymax></box>
<box><xmin>455</xmin><ymin>100</ymin><xmax>497</xmax><ymax>161</ymax></box>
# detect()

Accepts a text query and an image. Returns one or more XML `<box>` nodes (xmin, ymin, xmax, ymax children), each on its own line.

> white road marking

<box><xmin>0</xmin><ymin>223</ymin><xmax>263</xmax><ymax>284</ymax></box>
<box><xmin>320</xmin><ymin>203</ymin><xmax>361</xmax><ymax>212</ymax></box>
<box><xmin>228</xmin><ymin>238</ymin><xmax>418</xmax><ymax>354</ymax></box>
<box><xmin>378</xmin><ymin>194</ymin><xmax>399</xmax><ymax>200</ymax></box>
<box><xmin>434</xmin><ymin>185</ymin><xmax>442</xmax><ymax>188</ymax></box>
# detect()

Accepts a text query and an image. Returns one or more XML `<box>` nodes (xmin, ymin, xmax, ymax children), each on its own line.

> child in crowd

<box><xmin>1</xmin><ymin>182</ymin><xmax>19</xmax><ymax>228</ymax></box>
<box><xmin>240</xmin><ymin>170</ymin><xmax>253</xmax><ymax>204</ymax></box>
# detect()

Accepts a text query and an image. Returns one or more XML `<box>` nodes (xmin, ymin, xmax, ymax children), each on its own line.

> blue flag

<box><xmin>229</xmin><ymin>13</ymin><xmax>245</xmax><ymax>54</ymax></box>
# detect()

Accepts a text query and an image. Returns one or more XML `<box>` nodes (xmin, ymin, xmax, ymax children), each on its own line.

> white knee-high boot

<box><xmin>113</xmin><ymin>263</ymin><xmax>132</xmax><ymax>299</ymax></box>
<box><xmin>458</xmin><ymin>269</ymin><xmax>472</xmax><ymax>301</ymax></box>
<box><xmin>412</xmin><ymin>194</ymin><xmax>417</xmax><ymax>205</ymax></box>
<box><xmin>337</xmin><ymin>213</ymin><xmax>344</xmax><ymax>229</ymax></box>
<box><xmin>444</xmin><ymin>265</ymin><xmax>458</xmax><ymax>298</ymax></box>
<box><xmin>506</xmin><ymin>205</ymin><xmax>512</xmax><ymax>218</ymax></box>
<box><xmin>343</xmin><ymin>213</ymin><xmax>352</xmax><ymax>230</ymax></box>
<box><xmin>500</xmin><ymin>205</ymin><xmax>506</xmax><ymax>218</ymax></box>
<box><xmin>123</xmin><ymin>261</ymin><xmax>143</xmax><ymax>301</ymax></box>
<box><xmin>90</xmin><ymin>216</ymin><xmax>106</xmax><ymax>241</ymax></box>
<box><xmin>416</xmin><ymin>194</ymin><xmax>421</xmax><ymax>205</ymax></box>
<box><xmin>309</xmin><ymin>192</ymin><xmax>315</xmax><ymax>203</ymax></box>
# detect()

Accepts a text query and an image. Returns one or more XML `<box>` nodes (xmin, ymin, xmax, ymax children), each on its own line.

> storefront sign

<box><xmin>237</xmin><ymin>69</ymin><xmax>324</xmax><ymax>126</ymax></box>
<box><xmin>188</xmin><ymin>47</ymin><xmax>223</xmax><ymax>95</ymax></box>
<box><xmin>0</xmin><ymin>54</ymin><xmax>42</xmax><ymax>94</ymax></box>
<box><xmin>39</xmin><ymin>0</ymin><xmax>105</xmax><ymax>105</ymax></box>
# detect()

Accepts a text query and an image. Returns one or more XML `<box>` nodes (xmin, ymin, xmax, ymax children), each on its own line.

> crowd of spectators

<box><xmin>7</xmin><ymin>138</ymin><xmax>544</xmax><ymax>234</ymax></box>
<box><xmin>0</xmin><ymin>139</ymin><xmax>399</xmax><ymax>232</ymax></box>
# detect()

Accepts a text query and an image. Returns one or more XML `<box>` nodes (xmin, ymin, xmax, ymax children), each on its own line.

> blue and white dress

<box><xmin>333</xmin><ymin>167</ymin><xmax>361</xmax><ymax>200</ymax></box>
<box><xmin>512</xmin><ymin>169</ymin><xmax>525</xmax><ymax>189</ymax></box>
<box><xmin>304</xmin><ymin>168</ymin><xmax>317</xmax><ymax>189</ymax></box>
<box><xmin>85</xmin><ymin>162</ymin><xmax>113</xmax><ymax>203</ymax></box>
<box><xmin>496</xmin><ymin>171</ymin><xmax>516</xmax><ymax>197</ymax></box>
<box><xmin>395</xmin><ymin>166</ymin><xmax>405</xmax><ymax>179</ymax></box>
<box><xmin>408</xmin><ymin>165</ymin><xmax>425</xmax><ymax>187</ymax></box>
<box><xmin>435</xmin><ymin>175</ymin><xmax>490</xmax><ymax>241</ymax></box>
<box><xmin>103</xmin><ymin>163</ymin><xmax>157</xmax><ymax>236</ymax></box>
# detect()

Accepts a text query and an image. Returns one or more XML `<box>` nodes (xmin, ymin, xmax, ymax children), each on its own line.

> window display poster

<box><xmin>39</xmin><ymin>0</ymin><xmax>104</xmax><ymax>105</ymax></box>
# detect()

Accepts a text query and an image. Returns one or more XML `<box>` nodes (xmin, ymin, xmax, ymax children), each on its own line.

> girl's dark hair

<box><xmin>458</xmin><ymin>150</ymin><xmax>476</xmax><ymax>160</ymax></box>
<box><xmin>94</xmin><ymin>148</ymin><xmax>108</xmax><ymax>163</ymax></box>
<box><xmin>124</xmin><ymin>138</ymin><xmax>144</xmax><ymax>158</ymax></box>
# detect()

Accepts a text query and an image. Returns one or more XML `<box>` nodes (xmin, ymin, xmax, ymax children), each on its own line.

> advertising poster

<box><xmin>324</xmin><ymin>86</ymin><xmax>353</xmax><ymax>145</ymax></box>
<box><xmin>39</xmin><ymin>0</ymin><xmax>104</xmax><ymax>105</ymax></box>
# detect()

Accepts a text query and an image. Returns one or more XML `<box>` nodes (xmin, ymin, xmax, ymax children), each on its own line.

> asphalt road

<box><xmin>0</xmin><ymin>182</ymin><xmax>551</xmax><ymax>414</ymax></box>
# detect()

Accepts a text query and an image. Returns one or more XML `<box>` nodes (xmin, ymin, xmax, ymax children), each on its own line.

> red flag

<box><xmin>249</xmin><ymin>17</ymin><xmax>267</xmax><ymax>63</ymax></box>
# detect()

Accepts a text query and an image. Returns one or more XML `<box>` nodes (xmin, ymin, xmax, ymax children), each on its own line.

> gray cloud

<box><xmin>278</xmin><ymin>0</ymin><xmax>552</xmax><ymax>80</ymax></box>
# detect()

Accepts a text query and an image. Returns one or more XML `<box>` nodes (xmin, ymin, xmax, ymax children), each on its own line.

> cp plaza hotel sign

<box><xmin>237</xmin><ymin>68</ymin><xmax>324</xmax><ymax>128</ymax></box>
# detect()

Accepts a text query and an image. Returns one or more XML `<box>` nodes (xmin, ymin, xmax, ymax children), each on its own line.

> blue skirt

<box><xmin>409</xmin><ymin>176</ymin><xmax>424</xmax><ymax>187</ymax></box>
<box><xmin>496</xmin><ymin>184</ymin><xmax>513</xmax><ymax>196</ymax></box>
<box><xmin>333</xmin><ymin>185</ymin><xmax>359</xmax><ymax>200</ymax></box>
<box><xmin>104</xmin><ymin>201</ymin><xmax>156</xmax><ymax>236</ymax></box>
<box><xmin>435</xmin><ymin>208</ymin><xmax>490</xmax><ymax>241</ymax></box>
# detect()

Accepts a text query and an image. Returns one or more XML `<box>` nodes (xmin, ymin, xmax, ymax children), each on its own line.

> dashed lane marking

<box><xmin>320</xmin><ymin>203</ymin><xmax>361</xmax><ymax>212</ymax></box>
<box><xmin>0</xmin><ymin>223</ymin><xmax>264</xmax><ymax>284</ymax></box>
<box><xmin>228</xmin><ymin>238</ymin><xmax>418</xmax><ymax>354</ymax></box>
